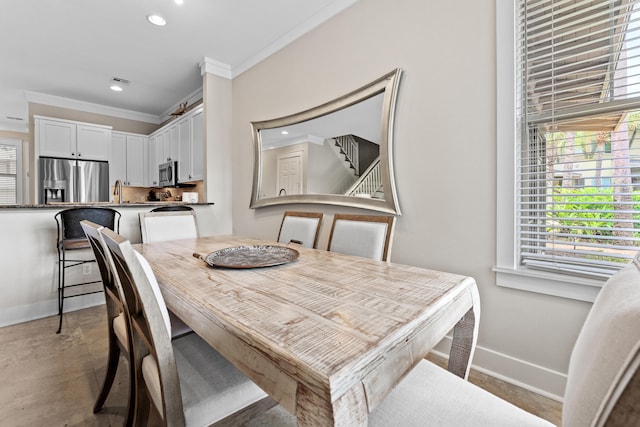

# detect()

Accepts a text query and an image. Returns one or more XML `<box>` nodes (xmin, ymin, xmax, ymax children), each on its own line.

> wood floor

<box><xmin>0</xmin><ymin>305</ymin><xmax>562</xmax><ymax>426</ymax></box>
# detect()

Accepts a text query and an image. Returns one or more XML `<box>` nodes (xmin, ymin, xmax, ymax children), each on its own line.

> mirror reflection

<box><xmin>250</xmin><ymin>69</ymin><xmax>402</xmax><ymax>214</ymax></box>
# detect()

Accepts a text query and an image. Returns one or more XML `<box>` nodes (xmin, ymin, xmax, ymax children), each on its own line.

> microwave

<box><xmin>158</xmin><ymin>161</ymin><xmax>178</xmax><ymax>187</ymax></box>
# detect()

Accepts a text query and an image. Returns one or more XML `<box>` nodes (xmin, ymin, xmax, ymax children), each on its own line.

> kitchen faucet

<box><xmin>113</xmin><ymin>180</ymin><xmax>122</xmax><ymax>204</ymax></box>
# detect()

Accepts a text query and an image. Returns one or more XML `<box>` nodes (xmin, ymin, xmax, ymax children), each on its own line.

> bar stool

<box><xmin>55</xmin><ymin>207</ymin><xmax>120</xmax><ymax>333</ymax></box>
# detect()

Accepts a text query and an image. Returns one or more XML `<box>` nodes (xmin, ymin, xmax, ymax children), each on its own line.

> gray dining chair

<box><xmin>327</xmin><ymin>213</ymin><xmax>395</xmax><ymax>261</ymax></box>
<box><xmin>98</xmin><ymin>226</ymin><xmax>275</xmax><ymax>426</ymax></box>
<box><xmin>80</xmin><ymin>220</ymin><xmax>134</xmax><ymax>426</ymax></box>
<box><xmin>245</xmin><ymin>253</ymin><xmax>640</xmax><ymax>427</ymax></box>
<box><xmin>277</xmin><ymin>211</ymin><xmax>324</xmax><ymax>248</ymax></box>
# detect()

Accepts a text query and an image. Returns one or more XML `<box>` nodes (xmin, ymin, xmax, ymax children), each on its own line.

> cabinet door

<box><xmin>190</xmin><ymin>109</ymin><xmax>204</xmax><ymax>181</ymax></box>
<box><xmin>38</xmin><ymin>119</ymin><xmax>76</xmax><ymax>159</ymax></box>
<box><xmin>177</xmin><ymin>117</ymin><xmax>191</xmax><ymax>182</ymax></box>
<box><xmin>156</xmin><ymin>131</ymin><xmax>169</xmax><ymax>164</ymax></box>
<box><xmin>147</xmin><ymin>136</ymin><xmax>159</xmax><ymax>186</ymax></box>
<box><xmin>76</xmin><ymin>124</ymin><xmax>110</xmax><ymax>161</ymax></box>
<box><xmin>167</xmin><ymin>124</ymin><xmax>179</xmax><ymax>163</ymax></box>
<box><xmin>125</xmin><ymin>135</ymin><xmax>145</xmax><ymax>186</ymax></box>
<box><xmin>110</xmin><ymin>133</ymin><xmax>127</xmax><ymax>185</ymax></box>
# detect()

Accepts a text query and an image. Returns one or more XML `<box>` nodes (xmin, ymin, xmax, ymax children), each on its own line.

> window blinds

<box><xmin>0</xmin><ymin>144</ymin><xmax>17</xmax><ymax>205</ymax></box>
<box><xmin>517</xmin><ymin>0</ymin><xmax>640</xmax><ymax>277</ymax></box>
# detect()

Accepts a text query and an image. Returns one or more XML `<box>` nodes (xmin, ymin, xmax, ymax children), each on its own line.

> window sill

<box><xmin>493</xmin><ymin>266</ymin><xmax>605</xmax><ymax>302</ymax></box>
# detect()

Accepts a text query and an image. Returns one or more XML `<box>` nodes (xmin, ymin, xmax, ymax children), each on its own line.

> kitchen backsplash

<box><xmin>111</xmin><ymin>181</ymin><xmax>204</xmax><ymax>203</ymax></box>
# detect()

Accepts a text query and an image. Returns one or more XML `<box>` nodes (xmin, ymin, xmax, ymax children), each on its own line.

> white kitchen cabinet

<box><xmin>36</xmin><ymin>116</ymin><xmax>111</xmax><ymax>161</ymax></box>
<box><xmin>148</xmin><ymin>104</ymin><xmax>204</xmax><ymax>185</ymax></box>
<box><xmin>176</xmin><ymin>107</ymin><xmax>204</xmax><ymax>183</ymax></box>
<box><xmin>177</xmin><ymin>116</ymin><xmax>191</xmax><ymax>182</ymax></box>
<box><xmin>189</xmin><ymin>108</ymin><xmax>204</xmax><ymax>181</ymax></box>
<box><xmin>167</xmin><ymin>124</ymin><xmax>179</xmax><ymax>163</ymax></box>
<box><xmin>147</xmin><ymin>135</ymin><xmax>159</xmax><ymax>186</ymax></box>
<box><xmin>110</xmin><ymin>132</ymin><xmax>147</xmax><ymax>187</ymax></box>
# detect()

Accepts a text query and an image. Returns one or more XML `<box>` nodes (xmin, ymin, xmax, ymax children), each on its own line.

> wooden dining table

<box><xmin>134</xmin><ymin>235</ymin><xmax>480</xmax><ymax>427</ymax></box>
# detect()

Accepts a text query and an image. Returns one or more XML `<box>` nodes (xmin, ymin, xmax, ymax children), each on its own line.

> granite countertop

<box><xmin>0</xmin><ymin>201</ymin><xmax>214</xmax><ymax>209</ymax></box>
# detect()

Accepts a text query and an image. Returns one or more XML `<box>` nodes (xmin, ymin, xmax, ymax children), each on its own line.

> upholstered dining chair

<box><xmin>139</xmin><ymin>210</ymin><xmax>197</xmax><ymax>337</ymax></box>
<box><xmin>150</xmin><ymin>205</ymin><xmax>194</xmax><ymax>212</ymax></box>
<box><xmin>277</xmin><ymin>211</ymin><xmax>324</xmax><ymax>248</ymax></box>
<box><xmin>139</xmin><ymin>211</ymin><xmax>198</xmax><ymax>244</ymax></box>
<box><xmin>327</xmin><ymin>213</ymin><xmax>395</xmax><ymax>261</ymax></box>
<box><xmin>80</xmin><ymin>220</ymin><xmax>134</xmax><ymax>426</ymax></box>
<box><xmin>246</xmin><ymin>254</ymin><xmax>640</xmax><ymax>427</ymax></box>
<box><xmin>98</xmin><ymin>226</ymin><xmax>275</xmax><ymax>426</ymax></box>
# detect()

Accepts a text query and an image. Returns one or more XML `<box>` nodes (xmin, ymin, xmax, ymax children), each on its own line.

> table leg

<box><xmin>447</xmin><ymin>285</ymin><xmax>481</xmax><ymax>380</ymax></box>
<box><xmin>296</xmin><ymin>383</ymin><xmax>367</xmax><ymax>427</ymax></box>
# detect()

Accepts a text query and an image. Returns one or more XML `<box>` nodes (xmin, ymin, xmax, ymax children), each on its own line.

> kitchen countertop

<box><xmin>0</xmin><ymin>201</ymin><xmax>214</xmax><ymax>209</ymax></box>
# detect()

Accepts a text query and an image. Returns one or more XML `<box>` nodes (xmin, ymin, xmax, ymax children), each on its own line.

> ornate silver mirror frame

<box><xmin>249</xmin><ymin>68</ymin><xmax>402</xmax><ymax>215</ymax></box>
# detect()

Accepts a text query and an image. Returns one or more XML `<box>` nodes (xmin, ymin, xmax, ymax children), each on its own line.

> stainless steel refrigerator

<box><xmin>39</xmin><ymin>157</ymin><xmax>109</xmax><ymax>204</ymax></box>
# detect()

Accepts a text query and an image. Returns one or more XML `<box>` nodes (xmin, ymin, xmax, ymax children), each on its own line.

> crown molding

<box><xmin>158</xmin><ymin>87</ymin><xmax>204</xmax><ymax>123</ymax></box>
<box><xmin>199</xmin><ymin>57</ymin><xmax>232</xmax><ymax>79</ymax></box>
<box><xmin>25</xmin><ymin>91</ymin><xmax>161</xmax><ymax>124</ymax></box>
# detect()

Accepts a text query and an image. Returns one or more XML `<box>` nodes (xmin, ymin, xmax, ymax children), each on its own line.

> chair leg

<box><xmin>56</xmin><ymin>249</ymin><xmax>65</xmax><ymax>334</ymax></box>
<box><xmin>132</xmin><ymin>360</ymin><xmax>151</xmax><ymax>427</ymax></box>
<box><xmin>125</xmin><ymin>355</ymin><xmax>135</xmax><ymax>427</ymax></box>
<box><xmin>93</xmin><ymin>333</ymin><xmax>121</xmax><ymax>413</ymax></box>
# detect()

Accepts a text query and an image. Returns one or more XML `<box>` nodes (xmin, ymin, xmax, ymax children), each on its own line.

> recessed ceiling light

<box><xmin>175</xmin><ymin>0</ymin><xmax>184</xmax><ymax>4</ymax></box>
<box><xmin>147</xmin><ymin>14</ymin><xmax>166</xmax><ymax>26</ymax></box>
<box><xmin>281</xmin><ymin>130</ymin><xmax>289</xmax><ymax>135</ymax></box>
<box><xmin>110</xmin><ymin>85</ymin><xmax>123</xmax><ymax>92</ymax></box>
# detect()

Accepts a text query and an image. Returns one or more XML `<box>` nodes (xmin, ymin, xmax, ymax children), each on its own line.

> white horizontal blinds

<box><xmin>0</xmin><ymin>144</ymin><xmax>17</xmax><ymax>205</ymax></box>
<box><xmin>517</xmin><ymin>0</ymin><xmax>640</xmax><ymax>277</ymax></box>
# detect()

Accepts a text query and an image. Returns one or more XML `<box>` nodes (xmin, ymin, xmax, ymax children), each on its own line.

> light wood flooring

<box><xmin>0</xmin><ymin>305</ymin><xmax>562</xmax><ymax>426</ymax></box>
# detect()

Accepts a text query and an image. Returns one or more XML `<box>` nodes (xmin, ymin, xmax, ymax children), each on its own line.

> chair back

<box><xmin>562</xmin><ymin>254</ymin><xmax>640</xmax><ymax>427</ymax></box>
<box><xmin>99</xmin><ymin>227</ymin><xmax>180</xmax><ymax>424</ymax></box>
<box><xmin>139</xmin><ymin>211</ymin><xmax>198</xmax><ymax>243</ymax></box>
<box><xmin>277</xmin><ymin>211</ymin><xmax>324</xmax><ymax>248</ymax></box>
<box><xmin>80</xmin><ymin>220</ymin><xmax>123</xmax><ymax>313</ymax></box>
<box><xmin>56</xmin><ymin>207</ymin><xmax>120</xmax><ymax>246</ymax></box>
<box><xmin>327</xmin><ymin>214</ymin><xmax>395</xmax><ymax>261</ymax></box>
<box><xmin>150</xmin><ymin>205</ymin><xmax>194</xmax><ymax>212</ymax></box>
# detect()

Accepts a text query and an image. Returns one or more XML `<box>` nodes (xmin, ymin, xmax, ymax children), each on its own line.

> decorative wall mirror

<box><xmin>250</xmin><ymin>68</ymin><xmax>402</xmax><ymax>215</ymax></box>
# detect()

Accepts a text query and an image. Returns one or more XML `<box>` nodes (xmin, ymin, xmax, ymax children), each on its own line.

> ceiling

<box><xmin>0</xmin><ymin>0</ymin><xmax>357</xmax><ymax>132</ymax></box>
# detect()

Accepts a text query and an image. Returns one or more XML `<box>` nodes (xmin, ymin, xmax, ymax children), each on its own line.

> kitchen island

<box><xmin>0</xmin><ymin>202</ymin><xmax>221</xmax><ymax>328</ymax></box>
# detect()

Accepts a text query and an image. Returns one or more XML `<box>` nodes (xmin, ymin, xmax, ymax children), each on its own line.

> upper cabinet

<box><xmin>148</xmin><ymin>105</ymin><xmax>204</xmax><ymax>185</ymax></box>
<box><xmin>185</xmin><ymin>107</ymin><xmax>204</xmax><ymax>182</ymax></box>
<box><xmin>110</xmin><ymin>132</ymin><xmax>147</xmax><ymax>187</ymax></box>
<box><xmin>36</xmin><ymin>116</ymin><xmax>111</xmax><ymax>161</ymax></box>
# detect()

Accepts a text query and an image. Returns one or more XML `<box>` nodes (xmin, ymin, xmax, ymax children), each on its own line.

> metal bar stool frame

<box><xmin>55</xmin><ymin>207</ymin><xmax>121</xmax><ymax>333</ymax></box>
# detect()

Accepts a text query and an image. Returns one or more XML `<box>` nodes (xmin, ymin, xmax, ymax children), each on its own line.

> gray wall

<box><xmin>228</xmin><ymin>0</ymin><xmax>591</xmax><ymax>399</ymax></box>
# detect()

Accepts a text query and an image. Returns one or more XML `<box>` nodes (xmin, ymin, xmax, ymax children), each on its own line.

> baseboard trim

<box><xmin>0</xmin><ymin>295</ymin><xmax>105</xmax><ymax>328</ymax></box>
<box><xmin>433</xmin><ymin>336</ymin><xmax>567</xmax><ymax>402</ymax></box>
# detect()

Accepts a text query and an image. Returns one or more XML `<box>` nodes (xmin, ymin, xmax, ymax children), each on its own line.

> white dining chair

<box><xmin>139</xmin><ymin>211</ymin><xmax>198</xmax><ymax>244</ymax></box>
<box><xmin>139</xmin><ymin>210</ymin><xmax>197</xmax><ymax>337</ymax></box>
<box><xmin>327</xmin><ymin>213</ymin><xmax>395</xmax><ymax>261</ymax></box>
<box><xmin>245</xmin><ymin>254</ymin><xmax>640</xmax><ymax>427</ymax></box>
<box><xmin>277</xmin><ymin>211</ymin><xmax>324</xmax><ymax>248</ymax></box>
<box><xmin>98</xmin><ymin>226</ymin><xmax>276</xmax><ymax>426</ymax></box>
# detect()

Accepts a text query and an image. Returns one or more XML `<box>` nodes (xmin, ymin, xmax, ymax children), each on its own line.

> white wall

<box><xmin>228</xmin><ymin>0</ymin><xmax>592</xmax><ymax>399</ymax></box>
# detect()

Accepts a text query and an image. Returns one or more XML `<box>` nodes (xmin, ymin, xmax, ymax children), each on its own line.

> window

<box><xmin>0</xmin><ymin>138</ymin><xmax>22</xmax><ymax>205</ymax></box>
<box><xmin>496</xmin><ymin>0</ymin><xmax>640</xmax><ymax>301</ymax></box>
